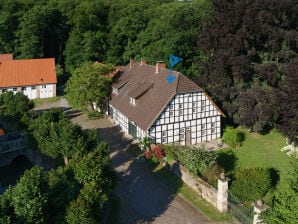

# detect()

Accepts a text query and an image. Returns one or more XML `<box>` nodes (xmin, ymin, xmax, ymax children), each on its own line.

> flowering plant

<box><xmin>144</xmin><ymin>144</ymin><xmax>166</xmax><ymax>163</ymax></box>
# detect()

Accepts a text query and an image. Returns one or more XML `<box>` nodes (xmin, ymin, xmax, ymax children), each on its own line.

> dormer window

<box><xmin>130</xmin><ymin>97</ymin><xmax>136</xmax><ymax>106</ymax></box>
<box><xmin>112</xmin><ymin>87</ymin><xmax>119</xmax><ymax>95</ymax></box>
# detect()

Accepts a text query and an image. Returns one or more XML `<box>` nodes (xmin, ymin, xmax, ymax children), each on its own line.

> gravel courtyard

<box><xmin>34</xmin><ymin>98</ymin><xmax>215</xmax><ymax>224</ymax></box>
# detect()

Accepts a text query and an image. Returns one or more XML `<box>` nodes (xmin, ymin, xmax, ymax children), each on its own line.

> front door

<box><xmin>128</xmin><ymin>121</ymin><xmax>137</xmax><ymax>139</ymax></box>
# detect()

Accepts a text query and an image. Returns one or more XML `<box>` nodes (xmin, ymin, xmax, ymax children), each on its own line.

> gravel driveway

<box><xmin>34</xmin><ymin>98</ymin><xmax>213</xmax><ymax>224</ymax></box>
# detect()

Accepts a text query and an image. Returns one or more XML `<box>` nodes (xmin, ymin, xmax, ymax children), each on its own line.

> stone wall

<box><xmin>167</xmin><ymin>162</ymin><xmax>218</xmax><ymax>208</ymax></box>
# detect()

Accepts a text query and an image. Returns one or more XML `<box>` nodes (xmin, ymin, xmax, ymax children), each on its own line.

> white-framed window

<box><xmin>192</xmin><ymin>102</ymin><xmax>197</xmax><ymax>113</ymax></box>
<box><xmin>21</xmin><ymin>87</ymin><xmax>26</xmax><ymax>91</ymax></box>
<box><xmin>179</xmin><ymin>128</ymin><xmax>185</xmax><ymax>140</ymax></box>
<box><xmin>211</xmin><ymin>122</ymin><xmax>216</xmax><ymax>133</ymax></box>
<box><xmin>130</xmin><ymin>97</ymin><xmax>136</xmax><ymax>106</ymax></box>
<box><xmin>42</xmin><ymin>85</ymin><xmax>47</xmax><ymax>88</ymax></box>
<box><xmin>169</xmin><ymin>104</ymin><xmax>174</xmax><ymax>117</ymax></box>
<box><xmin>13</xmin><ymin>87</ymin><xmax>17</xmax><ymax>92</ymax></box>
<box><xmin>201</xmin><ymin>124</ymin><xmax>206</xmax><ymax>136</ymax></box>
<box><xmin>2</xmin><ymin>89</ymin><xmax>7</xmax><ymax>93</ymax></box>
<box><xmin>201</xmin><ymin>100</ymin><xmax>205</xmax><ymax>112</ymax></box>
<box><xmin>162</xmin><ymin>137</ymin><xmax>167</xmax><ymax>144</ymax></box>
<box><xmin>179</xmin><ymin>103</ymin><xmax>183</xmax><ymax>115</ymax></box>
<box><xmin>162</xmin><ymin>131</ymin><xmax>167</xmax><ymax>137</ymax></box>
<box><xmin>31</xmin><ymin>86</ymin><xmax>36</xmax><ymax>90</ymax></box>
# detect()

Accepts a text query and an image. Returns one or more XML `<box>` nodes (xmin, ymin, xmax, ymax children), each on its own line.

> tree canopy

<box><xmin>2</xmin><ymin>109</ymin><xmax>116</xmax><ymax>223</ymax></box>
<box><xmin>0</xmin><ymin>92</ymin><xmax>33</xmax><ymax>120</ymax></box>
<box><xmin>0</xmin><ymin>0</ymin><xmax>296</xmax><ymax>138</ymax></box>
<box><xmin>196</xmin><ymin>0</ymin><xmax>298</xmax><ymax>138</ymax></box>
<box><xmin>28</xmin><ymin>108</ymin><xmax>98</xmax><ymax>165</ymax></box>
<box><xmin>65</xmin><ymin>62</ymin><xmax>114</xmax><ymax>113</ymax></box>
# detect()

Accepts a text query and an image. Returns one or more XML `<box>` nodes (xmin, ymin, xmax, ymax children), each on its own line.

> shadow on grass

<box><xmin>216</xmin><ymin>150</ymin><xmax>238</xmax><ymax>174</ymax></box>
<box><xmin>269</xmin><ymin>168</ymin><xmax>280</xmax><ymax>188</ymax></box>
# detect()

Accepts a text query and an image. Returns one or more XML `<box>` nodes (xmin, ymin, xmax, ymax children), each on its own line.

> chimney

<box><xmin>140</xmin><ymin>59</ymin><xmax>147</xmax><ymax>65</ymax></box>
<box><xmin>130</xmin><ymin>59</ymin><xmax>135</xmax><ymax>69</ymax></box>
<box><xmin>155</xmin><ymin>61</ymin><xmax>166</xmax><ymax>74</ymax></box>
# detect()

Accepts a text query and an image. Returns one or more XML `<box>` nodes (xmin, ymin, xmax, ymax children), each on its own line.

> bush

<box><xmin>87</xmin><ymin>111</ymin><xmax>102</xmax><ymax>119</ymax></box>
<box><xmin>144</xmin><ymin>144</ymin><xmax>166</xmax><ymax>163</ymax></box>
<box><xmin>230</xmin><ymin>168</ymin><xmax>272</xmax><ymax>203</ymax></box>
<box><xmin>165</xmin><ymin>146</ymin><xmax>217</xmax><ymax>176</ymax></box>
<box><xmin>222</xmin><ymin>126</ymin><xmax>245</xmax><ymax>148</ymax></box>
<box><xmin>203</xmin><ymin>164</ymin><xmax>223</xmax><ymax>188</ymax></box>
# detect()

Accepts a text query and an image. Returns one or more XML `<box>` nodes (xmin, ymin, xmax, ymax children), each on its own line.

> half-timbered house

<box><xmin>109</xmin><ymin>60</ymin><xmax>224</xmax><ymax>145</ymax></box>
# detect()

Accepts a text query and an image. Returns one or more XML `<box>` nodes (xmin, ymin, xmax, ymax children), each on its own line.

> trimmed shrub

<box><xmin>222</xmin><ymin>126</ymin><xmax>245</xmax><ymax>148</ymax></box>
<box><xmin>230</xmin><ymin>168</ymin><xmax>272</xmax><ymax>203</ymax></box>
<box><xmin>165</xmin><ymin>146</ymin><xmax>217</xmax><ymax>176</ymax></box>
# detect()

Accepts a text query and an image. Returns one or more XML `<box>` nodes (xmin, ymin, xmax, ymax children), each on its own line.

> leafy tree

<box><xmin>15</xmin><ymin>2</ymin><xmax>68</xmax><ymax>60</ymax></box>
<box><xmin>123</xmin><ymin>0</ymin><xmax>211</xmax><ymax>77</ymax></box>
<box><xmin>222</xmin><ymin>126</ymin><xmax>245</xmax><ymax>148</ymax></box>
<box><xmin>72</xmin><ymin>142</ymin><xmax>117</xmax><ymax>203</ymax></box>
<box><xmin>196</xmin><ymin>0</ymin><xmax>298</xmax><ymax>137</ymax></box>
<box><xmin>66</xmin><ymin>195</ymin><xmax>98</xmax><ymax>224</ymax></box>
<box><xmin>11</xmin><ymin>166</ymin><xmax>49</xmax><ymax>224</ymax></box>
<box><xmin>47</xmin><ymin>166</ymin><xmax>80</xmax><ymax>223</ymax></box>
<box><xmin>261</xmin><ymin>159</ymin><xmax>298</xmax><ymax>223</ymax></box>
<box><xmin>28</xmin><ymin>109</ymin><xmax>96</xmax><ymax>164</ymax></box>
<box><xmin>0</xmin><ymin>91</ymin><xmax>33</xmax><ymax>120</ymax></box>
<box><xmin>65</xmin><ymin>62</ymin><xmax>114</xmax><ymax>113</ymax></box>
<box><xmin>63</xmin><ymin>0</ymin><xmax>109</xmax><ymax>73</ymax></box>
<box><xmin>0</xmin><ymin>187</ymin><xmax>16</xmax><ymax>224</ymax></box>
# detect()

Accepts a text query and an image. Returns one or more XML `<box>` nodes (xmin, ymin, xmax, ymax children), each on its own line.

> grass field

<box><xmin>33</xmin><ymin>96</ymin><xmax>62</xmax><ymax>106</ymax></box>
<box><xmin>217</xmin><ymin>127</ymin><xmax>292</xmax><ymax>198</ymax></box>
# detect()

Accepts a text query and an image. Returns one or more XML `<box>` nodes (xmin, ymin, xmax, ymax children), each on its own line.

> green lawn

<box><xmin>33</xmin><ymin>96</ymin><xmax>62</xmax><ymax>106</ymax></box>
<box><xmin>217</xmin><ymin>127</ymin><xmax>291</xmax><ymax>195</ymax></box>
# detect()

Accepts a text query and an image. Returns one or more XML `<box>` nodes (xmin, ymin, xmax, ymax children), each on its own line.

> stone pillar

<box><xmin>217</xmin><ymin>172</ymin><xmax>229</xmax><ymax>212</ymax></box>
<box><xmin>252</xmin><ymin>199</ymin><xmax>268</xmax><ymax>224</ymax></box>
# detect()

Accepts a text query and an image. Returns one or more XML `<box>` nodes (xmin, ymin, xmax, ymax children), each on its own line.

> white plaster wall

<box><xmin>39</xmin><ymin>84</ymin><xmax>55</xmax><ymax>98</ymax></box>
<box><xmin>0</xmin><ymin>84</ymin><xmax>55</xmax><ymax>99</ymax></box>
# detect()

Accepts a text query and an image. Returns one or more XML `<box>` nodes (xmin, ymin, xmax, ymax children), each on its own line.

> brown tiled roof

<box><xmin>110</xmin><ymin>62</ymin><xmax>223</xmax><ymax>131</ymax></box>
<box><xmin>0</xmin><ymin>58</ymin><xmax>57</xmax><ymax>88</ymax></box>
<box><xmin>128</xmin><ymin>81</ymin><xmax>154</xmax><ymax>99</ymax></box>
<box><xmin>0</xmin><ymin>54</ymin><xmax>13</xmax><ymax>61</ymax></box>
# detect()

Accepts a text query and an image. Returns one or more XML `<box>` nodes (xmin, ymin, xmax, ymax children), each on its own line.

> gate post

<box><xmin>252</xmin><ymin>199</ymin><xmax>268</xmax><ymax>224</ymax></box>
<box><xmin>217</xmin><ymin>172</ymin><xmax>229</xmax><ymax>212</ymax></box>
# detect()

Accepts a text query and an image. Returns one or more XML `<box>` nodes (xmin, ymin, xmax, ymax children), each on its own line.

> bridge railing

<box><xmin>0</xmin><ymin>131</ymin><xmax>25</xmax><ymax>142</ymax></box>
<box><xmin>0</xmin><ymin>133</ymin><xmax>26</xmax><ymax>154</ymax></box>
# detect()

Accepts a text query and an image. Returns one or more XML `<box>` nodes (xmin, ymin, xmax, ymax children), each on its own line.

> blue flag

<box><xmin>169</xmin><ymin>54</ymin><xmax>183</xmax><ymax>68</ymax></box>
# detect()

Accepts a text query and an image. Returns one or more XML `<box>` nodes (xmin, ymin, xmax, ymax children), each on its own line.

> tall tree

<box><xmin>15</xmin><ymin>2</ymin><xmax>68</xmax><ymax>61</ymax></box>
<box><xmin>65</xmin><ymin>62</ymin><xmax>114</xmax><ymax>113</ymax></box>
<box><xmin>196</xmin><ymin>0</ymin><xmax>298</xmax><ymax>136</ymax></box>
<box><xmin>122</xmin><ymin>0</ymin><xmax>211</xmax><ymax>77</ymax></box>
<box><xmin>28</xmin><ymin>109</ymin><xmax>96</xmax><ymax>164</ymax></box>
<box><xmin>0</xmin><ymin>92</ymin><xmax>33</xmax><ymax>120</ymax></box>
<box><xmin>63</xmin><ymin>0</ymin><xmax>109</xmax><ymax>73</ymax></box>
<box><xmin>11</xmin><ymin>166</ymin><xmax>49</xmax><ymax>224</ymax></box>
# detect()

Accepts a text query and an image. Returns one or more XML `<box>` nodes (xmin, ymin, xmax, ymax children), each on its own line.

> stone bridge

<box><xmin>0</xmin><ymin>132</ymin><xmax>42</xmax><ymax>167</ymax></box>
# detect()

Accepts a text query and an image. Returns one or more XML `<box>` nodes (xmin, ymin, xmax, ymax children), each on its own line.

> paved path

<box><xmin>34</xmin><ymin>99</ymin><xmax>213</xmax><ymax>224</ymax></box>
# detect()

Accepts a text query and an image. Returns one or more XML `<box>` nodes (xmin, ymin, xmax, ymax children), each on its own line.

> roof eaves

<box><xmin>145</xmin><ymin>92</ymin><xmax>176</xmax><ymax>131</ymax></box>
